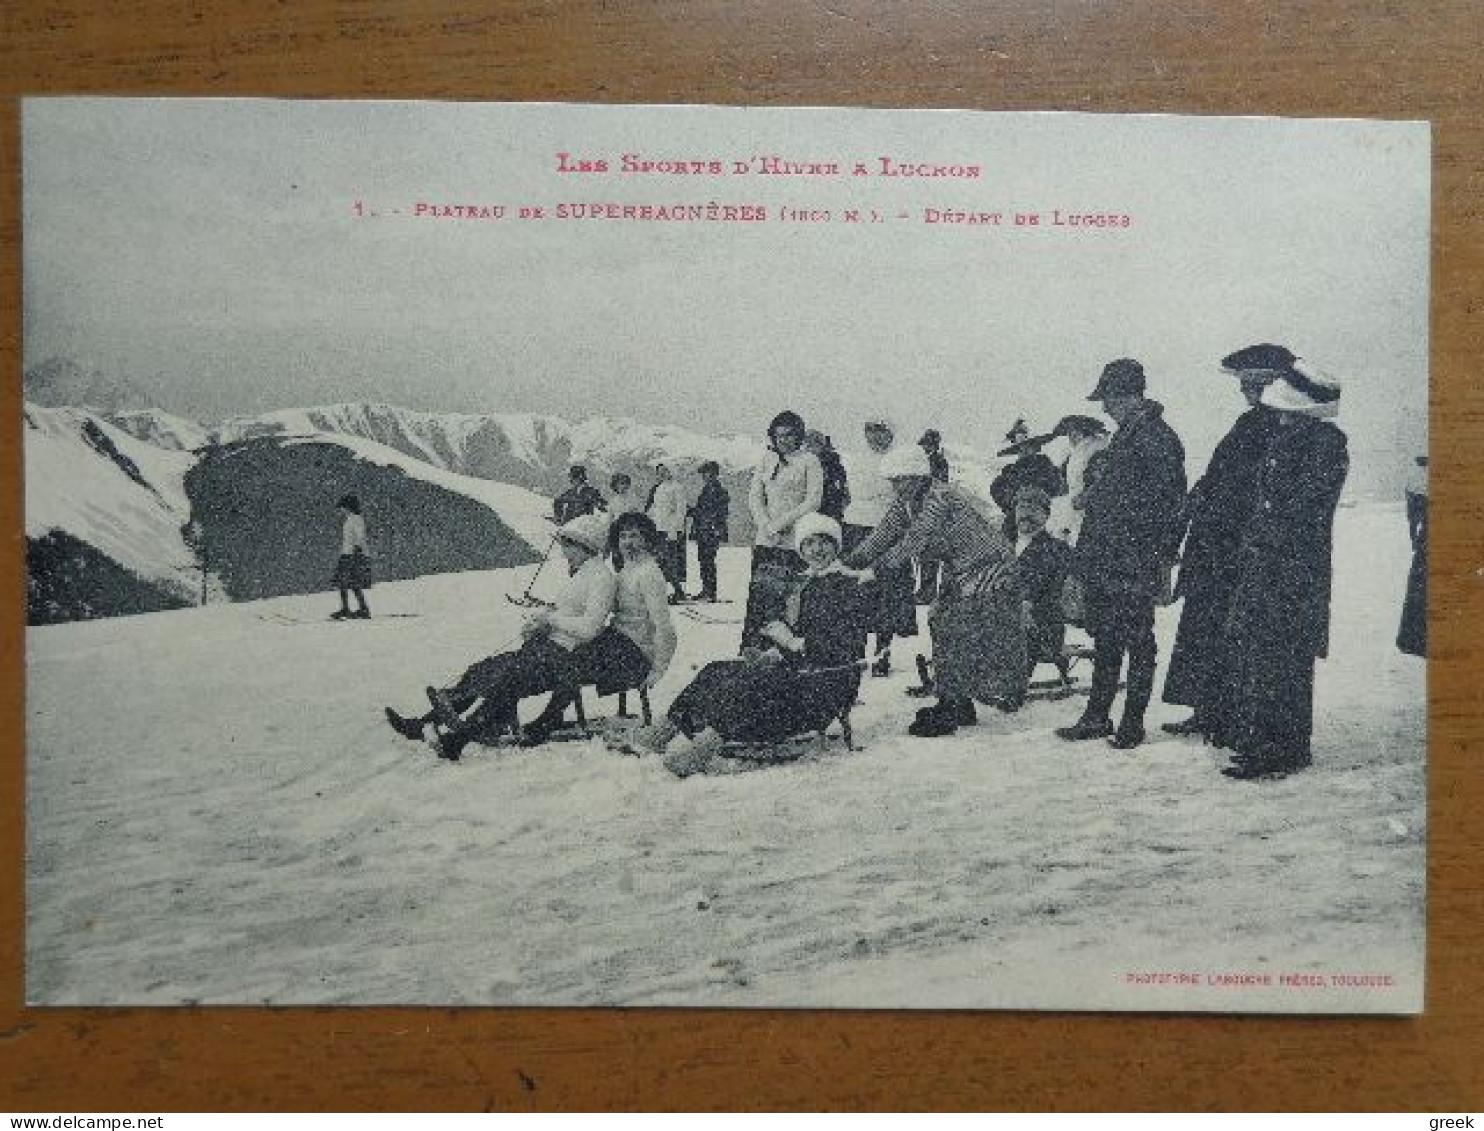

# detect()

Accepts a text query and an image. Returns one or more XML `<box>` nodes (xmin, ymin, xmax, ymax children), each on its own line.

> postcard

<box><xmin>21</xmin><ymin>99</ymin><xmax>1428</xmax><ymax>1011</ymax></box>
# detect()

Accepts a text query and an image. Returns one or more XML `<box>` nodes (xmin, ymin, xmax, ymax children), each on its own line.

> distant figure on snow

<box><xmin>647</xmin><ymin>463</ymin><xmax>689</xmax><ymax>603</ymax></box>
<box><xmin>608</xmin><ymin>472</ymin><xmax>645</xmax><ymax>519</ymax></box>
<box><xmin>688</xmin><ymin>460</ymin><xmax>730</xmax><ymax>602</ymax></box>
<box><xmin>331</xmin><ymin>493</ymin><xmax>372</xmax><ymax>621</ymax></box>
<box><xmin>552</xmin><ymin>465</ymin><xmax>607</xmax><ymax>524</ymax></box>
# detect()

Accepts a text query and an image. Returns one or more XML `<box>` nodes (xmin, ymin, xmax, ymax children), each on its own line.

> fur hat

<box><xmin>1087</xmin><ymin>358</ymin><xmax>1146</xmax><ymax>401</ymax></box>
<box><xmin>863</xmin><ymin>415</ymin><xmax>895</xmax><ymax>433</ymax></box>
<box><xmin>880</xmin><ymin>444</ymin><xmax>933</xmax><ymax>480</ymax></box>
<box><xmin>1260</xmin><ymin>359</ymin><xmax>1342</xmax><ymax>419</ymax></box>
<box><xmin>793</xmin><ymin>512</ymin><xmax>844</xmax><ymax>553</ymax></box>
<box><xmin>555</xmin><ymin>512</ymin><xmax>610</xmax><ymax>553</ymax></box>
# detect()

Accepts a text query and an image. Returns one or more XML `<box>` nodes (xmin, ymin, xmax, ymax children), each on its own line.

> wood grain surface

<box><xmin>2</xmin><ymin>0</ymin><xmax>1480</xmax><ymax>1112</ymax></box>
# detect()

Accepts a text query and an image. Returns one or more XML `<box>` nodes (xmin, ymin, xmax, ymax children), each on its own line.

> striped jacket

<box><xmin>845</xmin><ymin>481</ymin><xmax>1018</xmax><ymax>598</ymax></box>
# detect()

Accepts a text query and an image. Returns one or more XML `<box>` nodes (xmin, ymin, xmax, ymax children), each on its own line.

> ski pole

<box><xmin>517</xmin><ymin>534</ymin><xmax>558</xmax><ymax>603</ymax></box>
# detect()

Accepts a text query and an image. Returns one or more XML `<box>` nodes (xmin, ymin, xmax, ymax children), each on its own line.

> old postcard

<box><xmin>21</xmin><ymin>99</ymin><xmax>1428</xmax><ymax>1011</ymax></box>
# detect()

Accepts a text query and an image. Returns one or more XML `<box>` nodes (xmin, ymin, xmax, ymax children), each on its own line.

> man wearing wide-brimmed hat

<box><xmin>1056</xmin><ymin>358</ymin><xmax>1187</xmax><ymax>751</ymax></box>
<box><xmin>1160</xmin><ymin>344</ymin><xmax>1285</xmax><ymax>740</ymax></box>
<box><xmin>1214</xmin><ymin>346</ymin><xmax>1348</xmax><ymax>781</ymax></box>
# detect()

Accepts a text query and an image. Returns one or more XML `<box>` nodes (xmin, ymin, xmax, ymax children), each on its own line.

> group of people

<box><xmin>377</xmin><ymin>340</ymin><xmax>1356</xmax><ymax>782</ymax></box>
<box><xmin>551</xmin><ymin>462</ymin><xmax>731</xmax><ymax>604</ymax></box>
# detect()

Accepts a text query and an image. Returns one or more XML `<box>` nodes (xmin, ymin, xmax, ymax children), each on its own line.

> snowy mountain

<box><xmin>23</xmin><ymin>405</ymin><xmax>200</xmax><ymax>623</ymax></box>
<box><xmin>23</xmin><ymin>357</ymin><xmax>153</xmax><ymax>414</ymax></box>
<box><xmin>24</xmin><ymin>402</ymin><xmax>555</xmax><ymax>620</ymax></box>
<box><xmin>212</xmin><ymin>402</ymin><xmax>768</xmax><ymax>537</ymax></box>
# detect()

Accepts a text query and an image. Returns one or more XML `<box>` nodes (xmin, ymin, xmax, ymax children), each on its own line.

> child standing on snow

<box><xmin>332</xmin><ymin>494</ymin><xmax>372</xmax><ymax>620</ymax></box>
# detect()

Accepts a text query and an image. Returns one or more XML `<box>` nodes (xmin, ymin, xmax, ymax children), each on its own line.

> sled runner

<box><xmin>259</xmin><ymin>612</ymin><xmax>420</xmax><ymax>626</ymax></box>
<box><xmin>504</xmin><ymin>593</ymin><xmax>554</xmax><ymax>609</ymax></box>
<box><xmin>675</xmin><ymin>605</ymin><xmax>743</xmax><ymax>626</ymax></box>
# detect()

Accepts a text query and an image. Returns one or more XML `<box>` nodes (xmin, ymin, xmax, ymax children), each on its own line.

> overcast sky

<box><xmin>23</xmin><ymin>99</ymin><xmax>1429</xmax><ymax>495</ymax></box>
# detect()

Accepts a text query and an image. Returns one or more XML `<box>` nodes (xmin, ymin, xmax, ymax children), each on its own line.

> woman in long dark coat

<box><xmin>1161</xmin><ymin>346</ymin><xmax>1284</xmax><ymax>736</ymax></box>
<box><xmin>617</xmin><ymin>513</ymin><xmax>869</xmax><ymax>776</ymax></box>
<box><xmin>1218</xmin><ymin>359</ymin><xmax>1348</xmax><ymax>780</ymax></box>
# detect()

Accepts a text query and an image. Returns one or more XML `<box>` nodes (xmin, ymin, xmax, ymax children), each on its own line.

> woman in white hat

<box><xmin>383</xmin><ymin>511</ymin><xmax>618</xmax><ymax>760</ymax></box>
<box><xmin>1215</xmin><ymin>351</ymin><xmax>1348</xmax><ymax>781</ymax></box>
<box><xmin>619</xmin><ymin>513</ymin><xmax>870</xmax><ymax>776</ymax></box>
<box><xmin>845</xmin><ymin>446</ymin><xmax>1026</xmax><ymax>737</ymax></box>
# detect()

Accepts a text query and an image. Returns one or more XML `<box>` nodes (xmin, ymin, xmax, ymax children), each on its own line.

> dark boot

<box><xmin>433</xmin><ymin>726</ymin><xmax>470</xmax><ymax>761</ymax></box>
<box><xmin>1109</xmin><ymin>721</ymin><xmax>1146</xmax><ymax>750</ymax></box>
<box><xmin>1161</xmin><ymin>713</ymin><xmax>1207</xmax><ymax>736</ymax></box>
<box><xmin>426</xmin><ymin>686</ymin><xmax>463</xmax><ymax>730</ymax></box>
<box><xmin>384</xmin><ymin>708</ymin><xmax>426</xmax><ymax>741</ymax></box>
<box><xmin>1056</xmin><ymin>716</ymin><xmax>1115</xmax><ymax>741</ymax></box>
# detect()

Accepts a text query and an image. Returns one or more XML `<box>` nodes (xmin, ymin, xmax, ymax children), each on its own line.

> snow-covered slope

<box><xmin>25</xmin><ymin>504</ymin><xmax>1425</xmax><ymax>1009</ymax></box>
<box><xmin>23</xmin><ymin>405</ymin><xmax>199</xmax><ymax>598</ymax></box>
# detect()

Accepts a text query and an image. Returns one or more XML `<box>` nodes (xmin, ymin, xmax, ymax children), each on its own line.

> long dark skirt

<box><xmin>569</xmin><ymin>627</ymin><xmax>651</xmax><ymax>696</ymax></box>
<box><xmin>842</xmin><ymin>523</ymin><xmax>918</xmax><ymax>639</ymax></box>
<box><xmin>668</xmin><ymin>658</ymin><xmax>857</xmax><ymax>745</ymax></box>
<box><xmin>1397</xmin><ymin>540</ymin><xmax>1426</xmax><ymax>657</ymax></box>
<box><xmin>333</xmin><ymin>551</ymin><xmax>373</xmax><ymax>590</ymax></box>
<box><xmin>929</xmin><ymin>589</ymin><xmax>1026</xmax><ymax>702</ymax></box>
<box><xmin>1162</xmin><ymin>579</ymin><xmax>1237</xmax><ymax>710</ymax></box>
<box><xmin>741</xmin><ymin>545</ymin><xmax>804</xmax><ymax>651</ymax></box>
<box><xmin>1220</xmin><ymin>642</ymin><xmax>1316</xmax><ymax>767</ymax></box>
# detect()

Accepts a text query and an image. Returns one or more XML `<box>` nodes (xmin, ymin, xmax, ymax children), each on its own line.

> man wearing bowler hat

<box><xmin>1056</xmin><ymin>358</ymin><xmax>1187</xmax><ymax>750</ymax></box>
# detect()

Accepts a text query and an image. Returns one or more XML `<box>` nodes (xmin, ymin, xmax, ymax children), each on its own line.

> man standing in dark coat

<box><xmin>1160</xmin><ymin>344</ymin><xmax>1285</xmax><ymax>737</ymax></box>
<box><xmin>1218</xmin><ymin>355</ymin><xmax>1348</xmax><ymax>780</ymax></box>
<box><xmin>1056</xmin><ymin>359</ymin><xmax>1187</xmax><ymax>749</ymax></box>
<box><xmin>552</xmin><ymin>465</ymin><xmax>607</xmax><ymax>524</ymax></box>
<box><xmin>688</xmin><ymin>460</ymin><xmax>730</xmax><ymax>602</ymax></box>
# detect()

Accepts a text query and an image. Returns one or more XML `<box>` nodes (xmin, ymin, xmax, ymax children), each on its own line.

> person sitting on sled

<box><xmin>617</xmin><ymin>513</ymin><xmax>870</xmax><ymax>778</ymax></box>
<box><xmin>529</xmin><ymin>509</ymin><xmax>677</xmax><ymax>741</ymax></box>
<box><xmin>383</xmin><ymin>512</ymin><xmax>618</xmax><ymax>760</ymax></box>
<box><xmin>997</xmin><ymin>484</ymin><xmax>1073</xmax><ymax>712</ymax></box>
